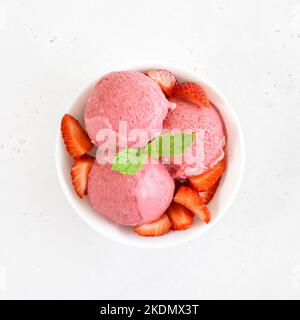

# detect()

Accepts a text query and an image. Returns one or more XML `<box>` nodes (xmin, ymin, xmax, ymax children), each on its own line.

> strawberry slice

<box><xmin>172</xmin><ymin>81</ymin><xmax>210</xmax><ymax>107</ymax></box>
<box><xmin>167</xmin><ymin>203</ymin><xmax>194</xmax><ymax>231</ymax></box>
<box><xmin>189</xmin><ymin>159</ymin><xmax>226</xmax><ymax>192</ymax></box>
<box><xmin>199</xmin><ymin>179</ymin><xmax>220</xmax><ymax>205</ymax></box>
<box><xmin>196</xmin><ymin>206</ymin><xmax>211</xmax><ymax>224</ymax></box>
<box><xmin>134</xmin><ymin>214</ymin><xmax>172</xmax><ymax>237</ymax></box>
<box><xmin>145</xmin><ymin>69</ymin><xmax>177</xmax><ymax>97</ymax></box>
<box><xmin>71</xmin><ymin>155</ymin><xmax>95</xmax><ymax>198</ymax></box>
<box><xmin>61</xmin><ymin>114</ymin><xmax>93</xmax><ymax>159</ymax></box>
<box><xmin>173</xmin><ymin>186</ymin><xmax>211</xmax><ymax>224</ymax></box>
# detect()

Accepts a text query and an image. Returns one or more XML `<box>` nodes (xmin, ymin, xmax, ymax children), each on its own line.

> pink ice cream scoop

<box><xmin>87</xmin><ymin>162</ymin><xmax>175</xmax><ymax>226</ymax></box>
<box><xmin>163</xmin><ymin>98</ymin><xmax>226</xmax><ymax>179</ymax></box>
<box><xmin>85</xmin><ymin>71</ymin><xmax>174</xmax><ymax>149</ymax></box>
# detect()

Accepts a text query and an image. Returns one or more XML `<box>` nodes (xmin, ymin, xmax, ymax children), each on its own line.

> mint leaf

<box><xmin>111</xmin><ymin>133</ymin><xmax>195</xmax><ymax>176</ymax></box>
<box><xmin>112</xmin><ymin>148</ymin><xmax>147</xmax><ymax>175</ymax></box>
<box><xmin>147</xmin><ymin>133</ymin><xmax>195</xmax><ymax>158</ymax></box>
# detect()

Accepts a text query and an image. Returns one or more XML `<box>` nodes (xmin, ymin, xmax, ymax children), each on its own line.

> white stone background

<box><xmin>0</xmin><ymin>0</ymin><xmax>299</xmax><ymax>300</ymax></box>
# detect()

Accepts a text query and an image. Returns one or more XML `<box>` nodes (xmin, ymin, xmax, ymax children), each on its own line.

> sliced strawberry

<box><xmin>71</xmin><ymin>155</ymin><xmax>94</xmax><ymax>198</ymax></box>
<box><xmin>199</xmin><ymin>179</ymin><xmax>220</xmax><ymax>205</ymax></box>
<box><xmin>189</xmin><ymin>159</ymin><xmax>226</xmax><ymax>192</ymax></box>
<box><xmin>145</xmin><ymin>69</ymin><xmax>178</xmax><ymax>97</ymax></box>
<box><xmin>173</xmin><ymin>186</ymin><xmax>211</xmax><ymax>224</ymax></box>
<box><xmin>172</xmin><ymin>82</ymin><xmax>210</xmax><ymax>107</ymax></box>
<box><xmin>167</xmin><ymin>203</ymin><xmax>194</xmax><ymax>231</ymax></box>
<box><xmin>61</xmin><ymin>114</ymin><xmax>93</xmax><ymax>159</ymax></box>
<box><xmin>134</xmin><ymin>214</ymin><xmax>172</xmax><ymax>237</ymax></box>
<box><xmin>196</xmin><ymin>206</ymin><xmax>211</xmax><ymax>224</ymax></box>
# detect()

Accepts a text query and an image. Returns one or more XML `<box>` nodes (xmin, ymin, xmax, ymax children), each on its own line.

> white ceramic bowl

<box><xmin>55</xmin><ymin>63</ymin><xmax>245</xmax><ymax>248</ymax></box>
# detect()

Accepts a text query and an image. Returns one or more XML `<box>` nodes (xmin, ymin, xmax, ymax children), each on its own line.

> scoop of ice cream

<box><xmin>85</xmin><ymin>71</ymin><xmax>174</xmax><ymax>149</ymax></box>
<box><xmin>88</xmin><ymin>162</ymin><xmax>175</xmax><ymax>226</ymax></box>
<box><xmin>163</xmin><ymin>98</ymin><xmax>226</xmax><ymax>179</ymax></box>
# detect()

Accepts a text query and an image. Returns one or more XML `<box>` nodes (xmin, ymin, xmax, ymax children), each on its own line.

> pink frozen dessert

<box><xmin>163</xmin><ymin>98</ymin><xmax>226</xmax><ymax>179</ymax></box>
<box><xmin>84</xmin><ymin>71</ymin><xmax>174</xmax><ymax>148</ymax></box>
<box><xmin>87</xmin><ymin>162</ymin><xmax>175</xmax><ymax>226</ymax></box>
<box><xmin>61</xmin><ymin>68</ymin><xmax>228</xmax><ymax>237</ymax></box>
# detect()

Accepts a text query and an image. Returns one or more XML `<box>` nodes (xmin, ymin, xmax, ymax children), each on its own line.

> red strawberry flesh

<box><xmin>134</xmin><ymin>214</ymin><xmax>172</xmax><ymax>237</ymax></box>
<box><xmin>167</xmin><ymin>202</ymin><xmax>194</xmax><ymax>231</ymax></box>
<box><xmin>145</xmin><ymin>69</ymin><xmax>177</xmax><ymax>97</ymax></box>
<box><xmin>71</xmin><ymin>155</ymin><xmax>95</xmax><ymax>198</ymax></box>
<box><xmin>189</xmin><ymin>159</ymin><xmax>226</xmax><ymax>192</ymax></box>
<box><xmin>172</xmin><ymin>82</ymin><xmax>210</xmax><ymax>107</ymax></box>
<box><xmin>61</xmin><ymin>114</ymin><xmax>93</xmax><ymax>159</ymax></box>
<box><xmin>173</xmin><ymin>186</ymin><xmax>211</xmax><ymax>224</ymax></box>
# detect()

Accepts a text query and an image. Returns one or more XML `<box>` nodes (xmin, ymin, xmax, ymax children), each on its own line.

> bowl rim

<box><xmin>55</xmin><ymin>62</ymin><xmax>245</xmax><ymax>248</ymax></box>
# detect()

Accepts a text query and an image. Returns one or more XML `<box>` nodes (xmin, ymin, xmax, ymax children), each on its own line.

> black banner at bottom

<box><xmin>0</xmin><ymin>300</ymin><xmax>295</xmax><ymax>318</ymax></box>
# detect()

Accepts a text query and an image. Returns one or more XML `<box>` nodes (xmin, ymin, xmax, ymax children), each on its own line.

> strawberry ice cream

<box><xmin>85</xmin><ymin>71</ymin><xmax>174</xmax><ymax>148</ymax></box>
<box><xmin>60</xmin><ymin>67</ymin><xmax>228</xmax><ymax>237</ymax></box>
<box><xmin>163</xmin><ymin>98</ymin><xmax>226</xmax><ymax>179</ymax></box>
<box><xmin>88</xmin><ymin>162</ymin><xmax>175</xmax><ymax>226</ymax></box>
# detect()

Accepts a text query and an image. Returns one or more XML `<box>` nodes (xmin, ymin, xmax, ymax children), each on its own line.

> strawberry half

<box><xmin>145</xmin><ymin>69</ymin><xmax>178</xmax><ymax>97</ymax></box>
<box><xmin>172</xmin><ymin>82</ymin><xmax>210</xmax><ymax>107</ymax></box>
<box><xmin>189</xmin><ymin>159</ymin><xmax>226</xmax><ymax>192</ymax></box>
<box><xmin>167</xmin><ymin>203</ymin><xmax>194</xmax><ymax>231</ymax></box>
<box><xmin>71</xmin><ymin>155</ymin><xmax>95</xmax><ymax>198</ymax></box>
<box><xmin>199</xmin><ymin>179</ymin><xmax>220</xmax><ymax>205</ymax></box>
<box><xmin>173</xmin><ymin>186</ymin><xmax>211</xmax><ymax>224</ymax></box>
<box><xmin>134</xmin><ymin>214</ymin><xmax>172</xmax><ymax>237</ymax></box>
<box><xmin>61</xmin><ymin>114</ymin><xmax>93</xmax><ymax>159</ymax></box>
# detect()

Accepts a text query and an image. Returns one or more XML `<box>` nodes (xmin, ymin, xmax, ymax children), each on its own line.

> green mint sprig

<box><xmin>112</xmin><ymin>148</ymin><xmax>148</xmax><ymax>176</ymax></box>
<box><xmin>147</xmin><ymin>132</ymin><xmax>195</xmax><ymax>158</ymax></box>
<box><xmin>112</xmin><ymin>133</ymin><xmax>195</xmax><ymax>175</ymax></box>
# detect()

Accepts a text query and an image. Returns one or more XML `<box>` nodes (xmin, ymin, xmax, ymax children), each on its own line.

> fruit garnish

<box><xmin>173</xmin><ymin>186</ymin><xmax>211</xmax><ymax>224</ymax></box>
<box><xmin>145</xmin><ymin>69</ymin><xmax>178</xmax><ymax>97</ymax></box>
<box><xmin>189</xmin><ymin>158</ymin><xmax>226</xmax><ymax>192</ymax></box>
<box><xmin>196</xmin><ymin>206</ymin><xmax>211</xmax><ymax>224</ymax></box>
<box><xmin>199</xmin><ymin>179</ymin><xmax>220</xmax><ymax>205</ymax></box>
<box><xmin>167</xmin><ymin>203</ymin><xmax>194</xmax><ymax>231</ymax></box>
<box><xmin>71</xmin><ymin>155</ymin><xmax>95</xmax><ymax>198</ymax></box>
<box><xmin>134</xmin><ymin>214</ymin><xmax>172</xmax><ymax>237</ymax></box>
<box><xmin>61</xmin><ymin>114</ymin><xmax>93</xmax><ymax>159</ymax></box>
<box><xmin>172</xmin><ymin>82</ymin><xmax>210</xmax><ymax>107</ymax></box>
